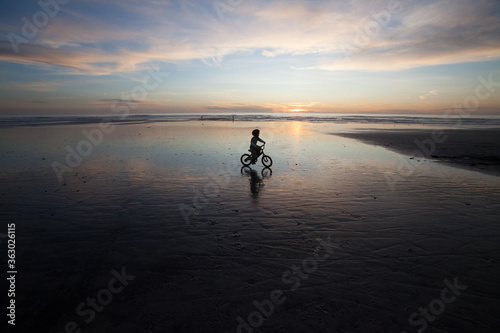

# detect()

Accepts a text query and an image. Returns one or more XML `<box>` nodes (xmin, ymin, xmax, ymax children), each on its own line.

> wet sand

<box><xmin>333</xmin><ymin>128</ymin><xmax>500</xmax><ymax>176</ymax></box>
<box><xmin>1</xmin><ymin>121</ymin><xmax>500</xmax><ymax>332</ymax></box>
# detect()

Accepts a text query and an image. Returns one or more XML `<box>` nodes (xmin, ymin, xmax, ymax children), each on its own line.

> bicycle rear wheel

<box><xmin>240</xmin><ymin>154</ymin><xmax>252</xmax><ymax>166</ymax></box>
<box><xmin>262</xmin><ymin>155</ymin><xmax>273</xmax><ymax>167</ymax></box>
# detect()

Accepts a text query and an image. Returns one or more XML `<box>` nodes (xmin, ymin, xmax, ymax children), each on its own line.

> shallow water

<box><xmin>1</xmin><ymin>120</ymin><xmax>499</xmax><ymax>332</ymax></box>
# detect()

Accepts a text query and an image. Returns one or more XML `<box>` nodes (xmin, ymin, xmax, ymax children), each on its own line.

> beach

<box><xmin>334</xmin><ymin>128</ymin><xmax>500</xmax><ymax>177</ymax></box>
<box><xmin>1</xmin><ymin>118</ymin><xmax>500</xmax><ymax>332</ymax></box>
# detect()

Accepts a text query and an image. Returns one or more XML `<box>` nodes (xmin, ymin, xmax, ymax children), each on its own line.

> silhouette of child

<box><xmin>250</xmin><ymin>129</ymin><xmax>266</xmax><ymax>164</ymax></box>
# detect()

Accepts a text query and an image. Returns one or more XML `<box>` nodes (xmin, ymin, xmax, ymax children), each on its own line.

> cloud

<box><xmin>419</xmin><ymin>90</ymin><xmax>439</xmax><ymax>100</ymax></box>
<box><xmin>0</xmin><ymin>81</ymin><xmax>62</xmax><ymax>92</ymax></box>
<box><xmin>99</xmin><ymin>98</ymin><xmax>144</xmax><ymax>103</ymax></box>
<box><xmin>204</xmin><ymin>105</ymin><xmax>273</xmax><ymax>113</ymax></box>
<box><xmin>298</xmin><ymin>0</ymin><xmax>500</xmax><ymax>71</ymax></box>
<box><xmin>89</xmin><ymin>97</ymin><xmax>172</xmax><ymax>110</ymax></box>
<box><xmin>204</xmin><ymin>101</ymin><xmax>273</xmax><ymax>113</ymax></box>
<box><xmin>27</xmin><ymin>100</ymin><xmax>50</xmax><ymax>104</ymax></box>
<box><xmin>0</xmin><ymin>0</ymin><xmax>499</xmax><ymax>76</ymax></box>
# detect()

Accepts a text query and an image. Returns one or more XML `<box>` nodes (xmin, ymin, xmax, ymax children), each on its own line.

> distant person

<box><xmin>250</xmin><ymin>129</ymin><xmax>266</xmax><ymax>164</ymax></box>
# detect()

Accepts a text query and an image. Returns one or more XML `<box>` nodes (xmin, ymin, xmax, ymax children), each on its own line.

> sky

<box><xmin>0</xmin><ymin>0</ymin><xmax>499</xmax><ymax>116</ymax></box>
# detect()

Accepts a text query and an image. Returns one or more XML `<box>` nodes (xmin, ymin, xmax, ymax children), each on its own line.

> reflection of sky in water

<box><xmin>1</xmin><ymin>120</ymin><xmax>498</xmax><ymax>226</ymax></box>
<box><xmin>0</xmin><ymin>120</ymin><xmax>483</xmax><ymax>181</ymax></box>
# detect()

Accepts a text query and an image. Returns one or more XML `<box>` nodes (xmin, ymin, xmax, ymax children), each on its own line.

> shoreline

<box><xmin>332</xmin><ymin>128</ymin><xmax>500</xmax><ymax>177</ymax></box>
<box><xmin>1</xmin><ymin>114</ymin><xmax>500</xmax><ymax>129</ymax></box>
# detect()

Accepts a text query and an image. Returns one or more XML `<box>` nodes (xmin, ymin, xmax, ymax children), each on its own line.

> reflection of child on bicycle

<box><xmin>250</xmin><ymin>129</ymin><xmax>266</xmax><ymax>164</ymax></box>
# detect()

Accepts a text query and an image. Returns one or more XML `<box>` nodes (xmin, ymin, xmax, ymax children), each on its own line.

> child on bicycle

<box><xmin>250</xmin><ymin>129</ymin><xmax>266</xmax><ymax>164</ymax></box>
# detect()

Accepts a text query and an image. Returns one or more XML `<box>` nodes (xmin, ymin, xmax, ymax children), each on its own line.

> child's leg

<box><xmin>250</xmin><ymin>148</ymin><xmax>258</xmax><ymax>163</ymax></box>
<box><xmin>252</xmin><ymin>147</ymin><xmax>261</xmax><ymax>163</ymax></box>
<box><xmin>246</xmin><ymin>148</ymin><xmax>253</xmax><ymax>162</ymax></box>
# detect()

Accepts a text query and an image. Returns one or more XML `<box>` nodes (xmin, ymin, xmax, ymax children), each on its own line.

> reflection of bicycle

<box><xmin>241</xmin><ymin>166</ymin><xmax>272</xmax><ymax>178</ymax></box>
<box><xmin>240</xmin><ymin>166</ymin><xmax>272</xmax><ymax>197</ymax></box>
<box><xmin>240</xmin><ymin>144</ymin><xmax>273</xmax><ymax>167</ymax></box>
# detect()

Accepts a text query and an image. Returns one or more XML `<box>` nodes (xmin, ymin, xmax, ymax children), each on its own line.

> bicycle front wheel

<box><xmin>241</xmin><ymin>154</ymin><xmax>252</xmax><ymax>166</ymax></box>
<box><xmin>262</xmin><ymin>167</ymin><xmax>272</xmax><ymax>178</ymax></box>
<box><xmin>262</xmin><ymin>155</ymin><xmax>273</xmax><ymax>167</ymax></box>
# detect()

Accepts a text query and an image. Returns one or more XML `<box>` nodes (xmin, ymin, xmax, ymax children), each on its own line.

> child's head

<box><xmin>252</xmin><ymin>129</ymin><xmax>260</xmax><ymax>137</ymax></box>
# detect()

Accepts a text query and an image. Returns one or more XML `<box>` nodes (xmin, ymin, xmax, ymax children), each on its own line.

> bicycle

<box><xmin>240</xmin><ymin>144</ymin><xmax>273</xmax><ymax>167</ymax></box>
<box><xmin>241</xmin><ymin>166</ymin><xmax>272</xmax><ymax>178</ymax></box>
